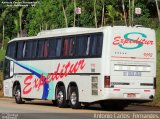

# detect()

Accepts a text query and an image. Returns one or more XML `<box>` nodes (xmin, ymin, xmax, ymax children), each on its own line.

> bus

<box><xmin>3</xmin><ymin>26</ymin><xmax>156</xmax><ymax>110</ymax></box>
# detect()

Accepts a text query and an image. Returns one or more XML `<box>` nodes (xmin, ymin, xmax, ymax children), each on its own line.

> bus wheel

<box><xmin>69</xmin><ymin>87</ymin><xmax>81</xmax><ymax>109</ymax></box>
<box><xmin>56</xmin><ymin>86</ymin><xmax>67</xmax><ymax>108</ymax></box>
<box><xmin>14</xmin><ymin>85</ymin><xmax>25</xmax><ymax>104</ymax></box>
<box><xmin>52</xmin><ymin>100</ymin><xmax>57</xmax><ymax>106</ymax></box>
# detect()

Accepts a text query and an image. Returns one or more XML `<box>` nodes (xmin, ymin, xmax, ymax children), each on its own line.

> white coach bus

<box><xmin>3</xmin><ymin>26</ymin><xmax>156</xmax><ymax>110</ymax></box>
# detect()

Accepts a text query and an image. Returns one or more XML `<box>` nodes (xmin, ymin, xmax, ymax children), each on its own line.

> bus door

<box><xmin>3</xmin><ymin>58</ymin><xmax>14</xmax><ymax>96</ymax></box>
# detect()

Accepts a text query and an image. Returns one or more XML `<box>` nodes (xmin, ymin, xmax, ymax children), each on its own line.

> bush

<box><xmin>156</xmin><ymin>29</ymin><xmax>160</xmax><ymax>53</ymax></box>
<box><xmin>0</xmin><ymin>71</ymin><xmax>3</xmax><ymax>90</ymax></box>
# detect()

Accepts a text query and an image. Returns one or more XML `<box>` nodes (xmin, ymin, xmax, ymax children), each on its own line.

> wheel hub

<box><xmin>15</xmin><ymin>89</ymin><xmax>21</xmax><ymax>100</ymax></box>
<box><xmin>70</xmin><ymin>92</ymin><xmax>77</xmax><ymax>105</ymax></box>
<box><xmin>57</xmin><ymin>91</ymin><xmax>64</xmax><ymax>104</ymax></box>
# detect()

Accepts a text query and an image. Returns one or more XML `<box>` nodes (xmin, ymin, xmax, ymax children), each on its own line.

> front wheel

<box><xmin>69</xmin><ymin>87</ymin><xmax>81</xmax><ymax>109</ymax></box>
<box><xmin>14</xmin><ymin>85</ymin><xmax>25</xmax><ymax>104</ymax></box>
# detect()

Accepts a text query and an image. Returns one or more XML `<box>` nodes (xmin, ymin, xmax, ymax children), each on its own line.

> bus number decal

<box><xmin>144</xmin><ymin>53</ymin><xmax>153</xmax><ymax>57</ymax></box>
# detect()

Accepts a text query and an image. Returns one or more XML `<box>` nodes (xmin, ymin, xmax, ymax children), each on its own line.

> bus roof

<box><xmin>9</xmin><ymin>27</ymin><xmax>103</xmax><ymax>43</ymax></box>
<box><xmin>8</xmin><ymin>26</ymin><xmax>153</xmax><ymax>43</ymax></box>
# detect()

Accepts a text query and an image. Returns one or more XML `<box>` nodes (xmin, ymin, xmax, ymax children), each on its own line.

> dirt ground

<box><xmin>0</xmin><ymin>90</ymin><xmax>3</xmax><ymax>97</ymax></box>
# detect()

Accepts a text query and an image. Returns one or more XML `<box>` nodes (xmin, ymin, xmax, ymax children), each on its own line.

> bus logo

<box><xmin>113</xmin><ymin>32</ymin><xmax>154</xmax><ymax>50</ymax></box>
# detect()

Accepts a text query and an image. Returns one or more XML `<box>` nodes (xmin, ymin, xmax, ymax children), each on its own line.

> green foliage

<box><xmin>26</xmin><ymin>0</ymin><xmax>67</xmax><ymax>36</ymax></box>
<box><xmin>106</xmin><ymin>5</ymin><xmax>120</xmax><ymax>25</ymax></box>
<box><xmin>155</xmin><ymin>52</ymin><xmax>160</xmax><ymax>103</ymax></box>
<box><xmin>0</xmin><ymin>49</ymin><xmax>5</xmax><ymax>61</ymax></box>
<box><xmin>0</xmin><ymin>71</ymin><xmax>2</xmax><ymax>90</ymax></box>
<box><xmin>156</xmin><ymin>29</ymin><xmax>160</xmax><ymax>53</ymax></box>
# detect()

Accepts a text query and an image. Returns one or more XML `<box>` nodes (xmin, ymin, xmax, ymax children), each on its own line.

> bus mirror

<box><xmin>0</xmin><ymin>61</ymin><xmax>4</xmax><ymax>70</ymax></box>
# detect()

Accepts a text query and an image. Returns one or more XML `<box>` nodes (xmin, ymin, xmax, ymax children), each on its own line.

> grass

<box><xmin>0</xmin><ymin>49</ymin><xmax>5</xmax><ymax>61</ymax></box>
<box><xmin>0</xmin><ymin>71</ymin><xmax>3</xmax><ymax>97</ymax></box>
<box><xmin>151</xmin><ymin>29</ymin><xmax>160</xmax><ymax>106</ymax></box>
<box><xmin>155</xmin><ymin>53</ymin><xmax>160</xmax><ymax>105</ymax></box>
<box><xmin>0</xmin><ymin>49</ymin><xmax>5</xmax><ymax>97</ymax></box>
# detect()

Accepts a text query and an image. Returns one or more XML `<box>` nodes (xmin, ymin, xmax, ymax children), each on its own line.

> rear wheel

<box><xmin>69</xmin><ymin>87</ymin><xmax>81</xmax><ymax>109</ymax></box>
<box><xmin>14</xmin><ymin>85</ymin><xmax>25</xmax><ymax>104</ymax></box>
<box><xmin>56</xmin><ymin>86</ymin><xmax>67</xmax><ymax>108</ymax></box>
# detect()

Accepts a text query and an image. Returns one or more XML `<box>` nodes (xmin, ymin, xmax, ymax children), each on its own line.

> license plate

<box><xmin>123</xmin><ymin>71</ymin><xmax>141</xmax><ymax>76</ymax></box>
<box><xmin>127</xmin><ymin>93</ymin><xmax>136</xmax><ymax>98</ymax></box>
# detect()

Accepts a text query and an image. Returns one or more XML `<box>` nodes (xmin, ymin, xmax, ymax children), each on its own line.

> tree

<box><xmin>106</xmin><ymin>5</ymin><xmax>119</xmax><ymax>25</ymax></box>
<box><xmin>129</xmin><ymin>0</ymin><xmax>131</xmax><ymax>26</ymax></box>
<box><xmin>131</xmin><ymin>0</ymin><xmax>135</xmax><ymax>26</ymax></box>
<box><xmin>93</xmin><ymin>0</ymin><xmax>97</xmax><ymax>28</ymax></box>
<box><xmin>73</xmin><ymin>0</ymin><xmax>76</xmax><ymax>27</ymax></box>
<box><xmin>122</xmin><ymin>0</ymin><xmax>127</xmax><ymax>26</ymax></box>
<box><xmin>59</xmin><ymin>0</ymin><xmax>68</xmax><ymax>27</ymax></box>
<box><xmin>18</xmin><ymin>7</ymin><xmax>25</xmax><ymax>37</ymax></box>
<box><xmin>0</xmin><ymin>8</ymin><xmax>8</xmax><ymax>50</ymax></box>
<box><xmin>101</xmin><ymin>0</ymin><xmax>105</xmax><ymax>26</ymax></box>
<box><xmin>14</xmin><ymin>18</ymin><xmax>19</xmax><ymax>37</ymax></box>
<box><xmin>155</xmin><ymin>0</ymin><xmax>160</xmax><ymax>23</ymax></box>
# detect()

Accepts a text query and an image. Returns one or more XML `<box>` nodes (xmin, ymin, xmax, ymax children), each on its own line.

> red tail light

<box><xmin>104</xmin><ymin>76</ymin><xmax>110</xmax><ymax>88</ymax></box>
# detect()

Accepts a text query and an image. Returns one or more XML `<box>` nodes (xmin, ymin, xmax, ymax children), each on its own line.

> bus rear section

<box><xmin>101</xmin><ymin>26</ymin><xmax>156</xmax><ymax>108</ymax></box>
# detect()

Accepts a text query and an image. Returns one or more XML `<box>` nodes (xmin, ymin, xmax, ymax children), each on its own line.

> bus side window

<box><xmin>76</xmin><ymin>35</ymin><xmax>88</xmax><ymax>57</ymax></box>
<box><xmin>17</xmin><ymin>41</ymin><xmax>24</xmax><ymax>59</ymax></box>
<box><xmin>63</xmin><ymin>38</ymin><xmax>69</xmax><ymax>56</ymax></box>
<box><xmin>37</xmin><ymin>40</ymin><xmax>45</xmax><ymax>58</ymax></box>
<box><xmin>23</xmin><ymin>42</ymin><xmax>26</xmax><ymax>58</ymax></box>
<box><xmin>97</xmin><ymin>33</ymin><xmax>103</xmax><ymax>56</ymax></box>
<box><xmin>56</xmin><ymin>38</ymin><xmax>62</xmax><ymax>57</ymax></box>
<box><xmin>90</xmin><ymin>33</ymin><xmax>103</xmax><ymax>57</ymax></box>
<box><xmin>68</xmin><ymin>37</ymin><xmax>75</xmax><ymax>56</ymax></box>
<box><xmin>44</xmin><ymin>40</ymin><xmax>49</xmax><ymax>58</ymax></box>
<box><xmin>90</xmin><ymin>34</ymin><xmax>97</xmax><ymax>56</ymax></box>
<box><xmin>62</xmin><ymin>37</ymin><xmax>75</xmax><ymax>57</ymax></box>
<box><xmin>31</xmin><ymin>40</ymin><xmax>38</xmax><ymax>59</ymax></box>
<box><xmin>86</xmin><ymin>36</ymin><xmax>90</xmax><ymax>55</ymax></box>
<box><xmin>7</xmin><ymin>42</ymin><xmax>17</xmax><ymax>59</ymax></box>
<box><xmin>6</xmin><ymin>44</ymin><xmax>11</xmax><ymax>57</ymax></box>
<box><xmin>25</xmin><ymin>41</ymin><xmax>33</xmax><ymax>59</ymax></box>
<box><xmin>48</xmin><ymin>38</ymin><xmax>57</xmax><ymax>58</ymax></box>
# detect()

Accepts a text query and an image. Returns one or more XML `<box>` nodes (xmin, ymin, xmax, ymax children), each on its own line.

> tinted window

<box><xmin>56</xmin><ymin>38</ymin><xmax>62</xmax><ymax>57</ymax></box>
<box><xmin>76</xmin><ymin>35</ymin><xmax>90</xmax><ymax>57</ymax></box>
<box><xmin>6</xmin><ymin>42</ymin><xmax>17</xmax><ymax>59</ymax></box>
<box><xmin>44</xmin><ymin>40</ymin><xmax>49</xmax><ymax>57</ymax></box>
<box><xmin>48</xmin><ymin>38</ymin><xmax>57</xmax><ymax>58</ymax></box>
<box><xmin>24</xmin><ymin>41</ymin><xmax>33</xmax><ymax>59</ymax></box>
<box><xmin>62</xmin><ymin>37</ymin><xmax>75</xmax><ymax>57</ymax></box>
<box><xmin>90</xmin><ymin>33</ymin><xmax>103</xmax><ymax>56</ymax></box>
<box><xmin>31</xmin><ymin>40</ymin><xmax>38</xmax><ymax>58</ymax></box>
<box><xmin>68</xmin><ymin>37</ymin><xmax>75</xmax><ymax>56</ymax></box>
<box><xmin>37</xmin><ymin>40</ymin><xmax>45</xmax><ymax>58</ymax></box>
<box><xmin>17</xmin><ymin>41</ymin><xmax>24</xmax><ymax>59</ymax></box>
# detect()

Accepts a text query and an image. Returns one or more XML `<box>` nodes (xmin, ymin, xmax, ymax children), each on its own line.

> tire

<box><xmin>56</xmin><ymin>86</ymin><xmax>67</xmax><ymax>108</ymax></box>
<box><xmin>52</xmin><ymin>100</ymin><xmax>57</xmax><ymax>106</ymax></box>
<box><xmin>14</xmin><ymin>85</ymin><xmax>25</xmax><ymax>104</ymax></box>
<box><xmin>69</xmin><ymin>87</ymin><xmax>81</xmax><ymax>109</ymax></box>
